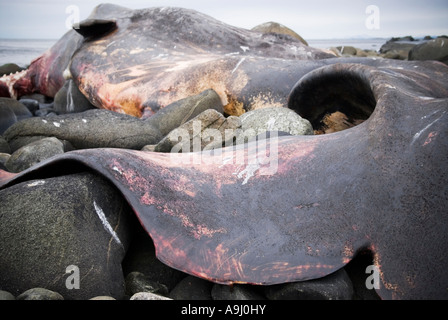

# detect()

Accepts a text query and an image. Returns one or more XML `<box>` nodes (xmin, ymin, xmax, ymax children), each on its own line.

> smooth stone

<box><xmin>169</xmin><ymin>276</ymin><xmax>213</xmax><ymax>300</ymax></box>
<box><xmin>0</xmin><ymin>97</ymin><xmax>32</xmax><ymax>120</ymax></box>
<box><xmin>147</xmin><ymin>89</ymin><xmax>224</xmax><ymax>136</ymax></box>
<box><xmin>264</xmin><ymin>268</ymin><xmax>354</xmax><ymax>300</ymax></box>
<box><xmin>379</xmin><ymin>37</ymin><xmax>419</xmax><ymax>56</ymax></box>
<box><xmin>409</xmin><ymin>37</ymin><xmax>448</xmax><ymax>65</ymax></box>
<box><xmin>251</xmin><ymin>22</ymin><xmax>308</xmax><ymax>46</ymax></box>
<box><xmin>0</xmin><ymin>172</ymin><xmax>134</xmax><ymax>300</ymax></box>
<box><xmin>0</xmin><ymin>290</ymin><xmax>15</xmax><ymax>300</ymax></box>
<box><xmin>0</xmin><ymin>98</ymin><xmax>33</xmax><ymax>134</ymax></box>
<box><xmin>3</xmin><ymin>109</ymin><xmax>163</xmax><ymax>151</ymax></box>
<box><xmin>336</xmin><ymin>46</ymin><xmax>358</xmax><ymax>56</ymax></box>
<box><xmin>237</xmin><ymin>107</ymin><xmax>313</xmax><ymax>144</ymax></box>
<box><xmin>16</xmin><ymin>288</ymin><xmax>64</xmax><ymax>300</ymax></box>
<box><xmin>89</xmin><ymin>296</ymin><xmax>116</xmax><ymax>300</ymax></box>
<box><xmin>5</xmin><ymin>137</ymin><xmax>66</xmax><ymax>173</ymax></box>
<box><xmin>0</xmin><ymin>63</ymin><xmax>24</xmax><ymax>77</ymax></box>
<box><xmin>53</xmin><ymin>79</ymin><xmax>95</xmax><ymax>114</ymax></box>
<box><xmin>130</xmin><ymin>292</ymin><xmax>172</xmax><ymax>300</ymax></box>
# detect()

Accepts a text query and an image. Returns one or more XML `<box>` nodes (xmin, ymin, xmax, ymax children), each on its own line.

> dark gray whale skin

<box><xmin>1</xmin><ymin>59</ymin><xmax>447</xmax><ymax>300</ymax></box>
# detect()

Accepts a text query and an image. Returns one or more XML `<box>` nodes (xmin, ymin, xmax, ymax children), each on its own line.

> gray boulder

<box><xmin>5</xmin><ymin>137</ymin><xmax>69</xmax><ymax>173</ymax></box>
<box><xmin>0</xmin><ymin>172</ymin><xmax>134</xmax><ymax>300</ymax></box>
<box><xmin>53</xmin><ymin>80</ymin><xmax>96</xmax><ymax>114</ymax></box>
<box><xmin>409</xmin><ymin>37</ymin><xmax>448</xmax><ymax>65</ymax></box>
<box><xmin>0</xmin><ymin>98</ymin><xmax>33</xmax><ymax>134</ymax></box>
<box><xmin>252</xmin><ymin>22</ymin><xmax>308</xmax><ymax>46</ymax></box>
<box><xmin>237</xmin><ymin>107</ymin><xmax>313</xmax><ymax>144</ymax></box>
<box><xmin>0</xmin><ymin>63</ymin><xmax>24</xmax><ymax>77</ymax></box>
<box><xmin>4</xmin><ymin>109</ymin><xmax>162</xmax><ymax>152</ymax></box>
<box><xmin>336</xmin><ymin>46</ymin><xmax>358</xmax><ymax>56</ymax></box>
<box><xmin>147</xmin><ymin>89</ymin><xmax>224</xmax><ymax>137</ymax></box>
<box><xmin>264</xmin><ymin>268</ymin><xmax>354</xmax><ymax>300</ymax></box>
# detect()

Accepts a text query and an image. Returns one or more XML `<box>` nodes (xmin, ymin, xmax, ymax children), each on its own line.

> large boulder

<box><xmin>5</xmin><ymin>137</ymin><xmax>70</xmax><ymax>173</ymax></box>
<box><xmin>0</xmin><ymin>63</ymin><xmax>24</xmax><ymax>77</ymax></box>
<box><xmin>53</xmin><ymin>80</ymin><xmax>96</xmax><ymax>114</ymax></box>
<box><xmin>0</xmin><ymin>172</ymin><xmax>134</xmax><ymax>299</ymax></box>
<box><xmin>0</xmin><ymin>98</ymin><xmax>33</xmax><ymax>134</ymax></box>
<box><xmin>379</xmin><ymin>36</ymin><xmax>420</xmax><ymax>60</ymax></box>
<box><xmin>409</xmin><ymin>36</ymin><xmax>448</xmax><ymax>65</ymax></box>
<box><xmin>146</xmin><ymin>89</ymin><xmax>224</xmax><ymax>136</ymax></box>
<box><xmin>3</xmin><ymin>109</ymin><xmax>163</xmax><ymax>152</ymax></box>
<box><xmin>252</xmin><ymin>22</ymin><xmax>309</xmax><ymax>46</ymax></box>
<box><xmin>237</xmin><ymin>107</ymin><xmax>313</xmax><ymax>144</ymax></box>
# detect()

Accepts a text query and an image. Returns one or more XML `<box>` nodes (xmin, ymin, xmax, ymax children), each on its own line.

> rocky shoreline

<box><xmin>0</xmin><ymin>14</ymin><xmax>447</xmax><ymax>300</ymax></box>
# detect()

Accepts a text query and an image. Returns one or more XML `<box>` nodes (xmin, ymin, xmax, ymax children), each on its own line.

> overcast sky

<box><xmin>0</xmin><ymin>0</ymin><xmax>447</xmax><ymax>40</ymax></box>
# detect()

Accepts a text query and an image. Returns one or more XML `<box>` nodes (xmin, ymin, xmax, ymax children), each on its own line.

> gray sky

<box><xmin>0</xmin><ymin>0</ymin><xmax>447</xmax><ymax>40</ymax></box>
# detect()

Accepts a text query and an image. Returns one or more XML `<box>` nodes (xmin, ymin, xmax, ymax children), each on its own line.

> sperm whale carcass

<box><xmin>0</xmin><ymin>4</ymin><xmax>335</xmax><ymax>117</ymax></box>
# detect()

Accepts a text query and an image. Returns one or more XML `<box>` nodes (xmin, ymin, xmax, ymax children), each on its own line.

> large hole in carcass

<box><xmin>287</xmin><ymin>66</ymin><xmax>376</xmax><ymax>134</ymax></box>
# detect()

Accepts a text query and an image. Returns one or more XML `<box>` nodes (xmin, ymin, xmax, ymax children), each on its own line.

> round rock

<box><xmin>0</xmin><ymin>172</ymin><xmax>134</xmax><ymax>300</ymax></box>
<box><xmin>146</xmin><ymin>89</ymin><xmax>224</xmax><ymax>136</ymax></box>
<box><xmin>0</xmin><ymin>98</ymin><xmax>33</xmax><ymax>134</ymax></box>
<box><xmin>238</xmin><ymin>107</ymin><xmax>313</xmax><ymax>144</ymax></box>
<box><xmin>5</xmin><ymin>137</ymin><xmax>66</xmax><ymax>173</ymax></box>
<box><xmin>54</xmin><ymin>79</ymin><xmax>95</xmax><ymax>114</ymax></box>
<box><xmin>4</xmin><ymin>109</ymin><xmax>163</xmax><ymax>151</ymax></box>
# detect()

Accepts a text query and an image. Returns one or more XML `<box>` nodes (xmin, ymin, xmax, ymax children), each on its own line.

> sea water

<box><xmin>0</xmin><ymin>39</ymin><xmax>57</xmax><ymax>68</ymax></box>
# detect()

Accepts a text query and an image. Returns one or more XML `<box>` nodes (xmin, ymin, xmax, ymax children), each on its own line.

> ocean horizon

<box><xmin>0</xmin><ymin>37</ymin><xmax>392</xmax><ymax>68</ymax></box>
